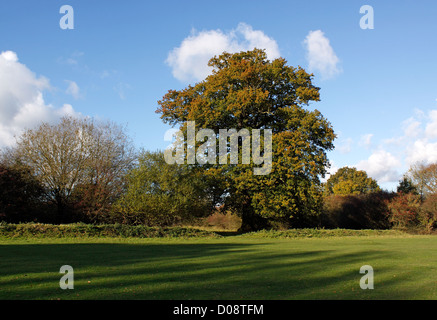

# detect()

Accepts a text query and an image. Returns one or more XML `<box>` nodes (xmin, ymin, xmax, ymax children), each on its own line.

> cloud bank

<box><xmin>356</xmin><ymin>149</ymin><xmax>401</xmax><ymax>183</ymax></box>
<box><xmin>352</xmin><ymin>108</ymin><xmax>437</xmax><ymax>185</ymax></box>
<box><xmin>0</xmin><ymin>51</ymin><xmax>79</xmax><ymax>148</ymax></box>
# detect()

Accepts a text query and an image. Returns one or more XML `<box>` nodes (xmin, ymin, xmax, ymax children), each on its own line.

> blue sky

<box><xmin>1</xmin><ymin>0</ymin><xmax>437</xmax><ymax>190</ymax></box>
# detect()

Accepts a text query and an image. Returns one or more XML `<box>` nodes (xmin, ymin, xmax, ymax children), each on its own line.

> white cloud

<box><xmin>65</xmin><ymin>80</ymin><xmax>81</xmax><ymax>99</ymax></box>
<box><xmin>113</xmin><ymin>82</ymin><xmax>131</xmax><ymax>100</ymax></box>
<box><xmin>304</xmin><ymin>30</ymin><xmax>341</xmax><ymax>80</ymax></box>
<box><xmin>353</xmin><ymin>108</ymin><xmax>437</xmax><ymax>182</ymax></box>
<box><xmin>425</xmin><ymin>110</ymin><xmax>437</xmax><ymax>139</ymax></box>
<box><xmin>402</xmin><ymin>117</ymin><xmax>422</xmax><ymax>138</ymax></box>
<box><xmin>57</xmin><ymin>51</ymin><xmax>84</xmax><ymax>66</ymax></box>
<box><xmin>334</xmin><ymin>107</ymin><xmax>437</xmax><ymax>188</ymax></box>
<box><xmin>166</xmin><ymin>22</ymin><xmax>280</xmax><ymax>82</ymax></box>
<box><xmin>360</xmin><ymin>133</ymin><xmax>374</xmax><ymax>148</ymax></box>
<box><xmin>337</xmin><ymin>137</ymin><xmax>353</xmax><ymax>154</ymax></box>
<box><xmin>356</xmin><ymin>149</ymin><xmax>402</xmax><ymax>183</ymax></box>
<box><xmin>405</xmin><ymin>139</ymin><xmax>437</xmax><ymax>165</ymax></box>
<box><xmin>400</xmin><ymin>109</ymin><xmax>437</xmax><ymax>166</ymax></box>
<box><xmin>0</xmin><ymin>50</ymin><xmax>80</xmax><ymax>148</ymax></box>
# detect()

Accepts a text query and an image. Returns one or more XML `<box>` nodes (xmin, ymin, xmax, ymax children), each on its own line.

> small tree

<box><xmin>408</xmin><ymin>162</ymin><xmax>437</xmax><ymax>201</ymax></box>
<box><xmin>397</xmin><ymin>175</ymin><xmax>418</xmax><ymax>195</ymax></box>
<box><xmin>325</xmin><ymin>167</ymin><xmax>380</xmax><ymax>195</ymax></box>
<box><xmin>112</xmin><ymin>150</ymin><xmax>219</xmax><ymax>226</ymax></box>
<box><xmin>69</xmin><ymin>120</ymin><xmax>137</xmax><ymax>223</ymax></box>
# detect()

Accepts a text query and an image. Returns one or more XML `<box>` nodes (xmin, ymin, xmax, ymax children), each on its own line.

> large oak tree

<box><xmin>157</xmin><ymin>49</ymin><xmax>336</xmax><ymax>231</ymax></box>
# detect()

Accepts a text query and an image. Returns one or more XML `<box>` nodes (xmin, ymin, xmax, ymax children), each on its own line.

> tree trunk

<box><xmin>55</xmin><ymin>194</ymin><xmax>65</xmax><ymax>224</ymax></box>
<box><xmin>238</xmin><ymin>207</ymin><xmax>270</xmax><ymax>233</ymax></box>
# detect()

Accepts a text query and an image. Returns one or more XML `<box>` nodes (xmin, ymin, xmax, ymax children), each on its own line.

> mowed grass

<box><xmin>1</xmin><ymin>234</ymin><xmax>437</xmax><ymax>300</ymax></box>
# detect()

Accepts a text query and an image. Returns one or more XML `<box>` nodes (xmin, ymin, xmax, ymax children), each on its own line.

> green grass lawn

<box><xmin>1</xmin><ymin>234</ymin><xmax>437</xmax><ymax>300</ymax></box>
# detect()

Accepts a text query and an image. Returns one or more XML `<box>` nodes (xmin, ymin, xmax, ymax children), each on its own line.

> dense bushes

<box><xmin>386</xmin><ymin>192</ymin><xmax>437</xmax><ymax>232</ymax></box>
<box><xmin>420</xmin><ymin>194</ymin><xmax>437</xmax><ymax>232</ymax></box>
<box><xmin>321</xmin><ymin>192</ymin><xmax>393</xmax><ymax>230</ymax></box>
<box><xmin>0</xmin><ymin>164</ymin><xmax>47</xmax><ymax>223</ymax></box>
<box><xmin>321</xmin><ymin>191</ymin><xmax>437</xmax><ymax>233</ymax></box>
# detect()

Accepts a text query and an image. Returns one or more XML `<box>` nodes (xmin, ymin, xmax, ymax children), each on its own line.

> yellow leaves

<box><xmin>326</xmin><ymin>167</ymin><xmax>380</xmax><ymax>195</ymax></box>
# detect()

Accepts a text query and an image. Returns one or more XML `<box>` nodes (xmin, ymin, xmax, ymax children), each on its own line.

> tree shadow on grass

<box><xmin>0</xmin><ymin>241</ymin><xmax>429</xmax><ymax>300</ymax></box>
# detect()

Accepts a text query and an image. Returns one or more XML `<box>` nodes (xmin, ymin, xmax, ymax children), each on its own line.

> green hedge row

<box><xmin>240</xmin><ymin>228</ymin><xmax>407</xmax><ymax>238</ymax></box>
<box><xmin>0</xmin><ymin>223</ymin><xmax>222</xmax><ymax>239</ymax></box>
<box><xmin>0</xmin><ymin>223</ymin><xmax>412</xmax><ymax>239</ymax></box>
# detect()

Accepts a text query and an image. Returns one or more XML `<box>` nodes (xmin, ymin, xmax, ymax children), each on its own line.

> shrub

<box><xmin>386</xmin><ymin>193</ymin><xmax>422</xmax><ymax>229</ymax></box>
<box><xmin>202</xmin><ymin>211</ymin><xmax>242</xmax><ymax>230</ymax></box>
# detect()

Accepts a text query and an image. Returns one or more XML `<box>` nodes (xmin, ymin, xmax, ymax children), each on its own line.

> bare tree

<box><xmin>12</xmin><ymin>116</ymin><xmax>136</xmax><ymax>222</ymax></box>
<box><xmin>408</xmin><ymin>162</ymin><xmax>437</xmax><ymax>201</ymax></box>
<box><xmin>72</xmin><ymin>119</ymin><xmax>137</xmax><ymax>222</ymax></box>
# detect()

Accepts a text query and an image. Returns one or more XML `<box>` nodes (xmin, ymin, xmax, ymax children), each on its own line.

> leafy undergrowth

<box><xmin>0</xmin><ymin>222</ymin><xmax>418</xmax><ymax>240</ymax></box>
<box><xmin>0</xmin><ymin>223</ymin><xmax>221</xmax><ymax>239</ymax></box>
<box><xmin>239</xmin><ymin>228</ymin><xmax>408</xmax><ymax>238</ymax></box>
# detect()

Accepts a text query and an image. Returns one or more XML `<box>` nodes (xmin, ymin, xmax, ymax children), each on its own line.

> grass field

<box><xmin>1</xmin><ymin>232</ymin><xmax>437</xmax><ymax>300</ymax></box>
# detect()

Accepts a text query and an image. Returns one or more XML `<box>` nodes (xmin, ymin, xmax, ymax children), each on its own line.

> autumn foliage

<box><xmin>157</xmin><ymin>49</ymin><xmax>335</xmax><ymax>231</ymax></box>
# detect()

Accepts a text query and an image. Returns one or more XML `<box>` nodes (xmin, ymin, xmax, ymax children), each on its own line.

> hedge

<box><xmin>0</xmin><ymin>223</ymin><xmax>222</xmax><ymax>239</ymax></box>
<box><xmin>240</xmin><ymin>228</ymin><xmax>407</xmax><ymax>239</ymax></box>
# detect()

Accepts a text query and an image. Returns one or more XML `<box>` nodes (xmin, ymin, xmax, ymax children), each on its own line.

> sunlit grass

<box><xmin>1</xmin><ymin>235</ymin><xmax>437</xmax><ymax>300</ymax></box>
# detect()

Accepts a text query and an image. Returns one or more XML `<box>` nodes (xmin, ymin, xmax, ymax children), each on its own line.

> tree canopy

<box><xmin>157</xmin><ymin>49</ymin><xmax>336</xmax><ymax>231</ymax></box>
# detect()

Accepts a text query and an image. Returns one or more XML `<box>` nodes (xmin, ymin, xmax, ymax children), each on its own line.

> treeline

<box><xmin>1</xmin><ymin>49</ymin><xmax>437</xmax><ymax>233</ymax></box>
<box><xmin>1</xmin><ymin>116</ymin><xmax>436</xmax><ymax>233</ymax></box>
<box><xmin>322</xmin><ymin>165</ymin><xmax>437</xmax><ymax>232</ymax></box>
